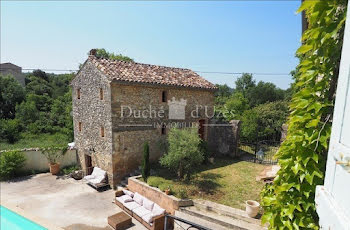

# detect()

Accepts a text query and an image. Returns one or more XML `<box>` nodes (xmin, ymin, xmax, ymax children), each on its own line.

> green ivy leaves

<box><xmin>261</xmin><ymin>0</ymin><xmax>347</xmax><ymax>229</ymax></box>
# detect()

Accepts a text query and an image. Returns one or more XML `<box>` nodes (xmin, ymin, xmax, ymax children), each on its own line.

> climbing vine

<box><xmin>261</xmin><ymin>0</ymin><xmax>348</xmax><ymax>229</ymax></box>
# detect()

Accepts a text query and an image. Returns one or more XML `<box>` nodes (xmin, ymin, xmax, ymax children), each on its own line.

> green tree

<box><xmin>49</xmin><ymin>73</ymin><xmax>74</xmax><ymax>99</ymax></box>
<box><xmin>93</xmin><ymin>48</ymin><xmax>134</xmax><ymax>62</ymax></box>
<box><xmin>142</xmin><ymin>142</ymin><xmax>150</xmax><ymax>182</ymax></box>
<box><xmin>235</xmin><ymin>73</ymin><xmax>256</xmax><ymax>96</ymax></box>
<box><xmin>160</xmin><ymin>128</ymin><xmax>203</xmax><ymax>179</ymax></box>
<box><xmin>246</xmin><ymin>81</ymin><xmax>285</xmax><ymax>107</ymax></box>
<box><xmin>50</xmin><ymin>91</ymin><xmax>73</xmax><ymax>140</ymax></box>
<box><xmin>241</xmin><ymin>101</ymin><xmax>289</xmax><ymax>142</ymax></box>
<box><xmin>223</xmin><ymin>92</ymin><xmax>249</xmax><ymax>120</ymax></box>
<box><xmin>0</xmin><ymin>119</ymin><xmax>22</xmax><ymax>143</ymax></box>
<box><xmin>0</xmin><ymin>75</ymin><xmax>25</xmax><ymax>119</ymax></box>
<box><xmin>16</xmin><ymin>100</ymin><xmax>39</xmax><ymax>125</ymax></box>
<box><xmin>261</xmin><ymin>1</ymin><xmax>348</xmax><ymax>229</ymax></box>
<box><xmin>32</xmin><ymin>69</ymin><xmax>48</xmax><ymax>82</ymax></box>
<box><xmin>26</xmin><ymin>76</ymin><xmax>52</xmax><ymax>96</ymax></box>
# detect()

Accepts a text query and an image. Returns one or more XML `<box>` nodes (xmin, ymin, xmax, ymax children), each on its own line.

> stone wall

<box><xmin>111</xmin><ymin>82</ymin><xmax>215</xmax><ymax>186</ymax></box>
<box><xmin>207</xmin><ymin>119</ymin><xmax>241</xmax><ymax>157</ymax></box>
<box><xmin>16</xmin><ymin>149</ymin><xmax>78</xmax><ymax>172</ymax></box>
<box><xmin>280</xmin><ymin>124</ymin><xmax>288</xmax><ymax>142</ymax></box>
<box><xmin>71</xmin><ymin>60</ymin><xmax>114</xmax><ymax>182</ymax></box>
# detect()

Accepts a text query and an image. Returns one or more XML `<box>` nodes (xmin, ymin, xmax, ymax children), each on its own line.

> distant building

<box><xmin>0</xmin><ymin>63</ymin><xmax>25</xmax><ymax>86</ymax></box>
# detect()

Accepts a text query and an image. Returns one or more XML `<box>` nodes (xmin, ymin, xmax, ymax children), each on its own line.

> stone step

<box><xmin>120</xmin><ymin>180</ymin><xmax>128</xmax><ymax>187</ymax></box>
<box><xmin>178</xmin><ymin>205</ymin><xmax>266</xmax><ymax>230</ymax></box>
<box><xmin>193</xmin><ymin>199</ymin><xmax>263</xmax><ymax>226</ymax></box>
<box><xmin>175</xmin><ymin>209</ymin><xmax>229</xmax><ymax>230</ymax></box>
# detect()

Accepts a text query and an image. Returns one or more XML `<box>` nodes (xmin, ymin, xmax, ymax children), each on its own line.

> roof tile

<box><xmin>89</xmin><ymin>56</ymin><xmax>216</xmax><ymax>90</ymax></box>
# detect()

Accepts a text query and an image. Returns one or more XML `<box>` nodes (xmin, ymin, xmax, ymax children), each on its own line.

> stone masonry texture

<box><xmin>72</xmin><ymin>56</ymin><xmax>216</xmax><ymax>187</ymax></box>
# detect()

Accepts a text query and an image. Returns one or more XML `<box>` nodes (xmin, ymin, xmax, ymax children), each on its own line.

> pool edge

<box><xmin>1</xmin><ymin>201</ymin><xmax>64</xmax><ymax>230</ymax></box>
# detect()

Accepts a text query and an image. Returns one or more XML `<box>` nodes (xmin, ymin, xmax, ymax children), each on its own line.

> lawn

<box><xmin>142</xmin><ymin>157</ymin><xmax>269</xmax><ymax>210</ymax></box>
<box><xmin>0</xmin><ymin>133</ymin><xmax>71</xmax><ymax>151</ymax></box>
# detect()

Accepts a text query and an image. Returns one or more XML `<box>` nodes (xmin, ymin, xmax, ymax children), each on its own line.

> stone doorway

<box><xmin>198</xmin><ymin>119</ymin><xmax>206</xmax><ymax>140</ymax></box>
<box><xmin>85</xmin><ymin>154</ymin><xmax>93</xmax><ymax>175</ymax></box>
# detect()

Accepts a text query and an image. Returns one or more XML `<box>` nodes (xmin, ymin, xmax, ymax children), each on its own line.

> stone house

<box><xmin>0</xmin><ymin>63</ymin><xmax>25</xmax><ymax>86</ymax></box>
<box><xmin>71</xmin><ymin>50</ymin><xmax>216</xmax><ymax>187</ymax></box>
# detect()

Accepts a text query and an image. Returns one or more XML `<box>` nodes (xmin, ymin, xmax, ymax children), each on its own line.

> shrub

<box><xmin>0</xmin><ymin>151</ymin><xmax>26</xmax><ymax>180</ymax></box>
<box><xmin>61</xmin><ymin>165</ymin><xmax>80</xmax><ymax>175</ymax></box>
<box><xmin>240</xmin><ymin>101</ymin><xmax>289</xmax><ymax>141</ymax></box>
<box><xmin>0</xmin><ymin>119</ymin><xmax>21</xmax><ymax>143</ymax></box>
<box><xmin>199</xmin><ymin>140</ymin><xmax>210</xmax><ymax>164</ymax></box>
<box><xmin>41</xmin><ymin>145</ymin><xmax>68</xmax><ymax>164</ymax></box>
<box><xmin>158</xmin><ymin>183</ymin><xmax>172</xmax><ymax>193</ymax></box>
<box><xmin>141</xmin><ymin>142</ymin><xmax>150</xmax><ymax>182</ymax></box>
<box><xmin>160</xmin><ymin>128</ymin><xmax>204</xmax><ymax>179</ymax></box>
<box><xmin>147</xmin><ymin>177</ymin><xmax>164</xmax><ymax>188</ymax></box>
<box><xmin>176</xmin><ymin>189</ymin><xmax>188</xmax><ymax>199</ymax></box>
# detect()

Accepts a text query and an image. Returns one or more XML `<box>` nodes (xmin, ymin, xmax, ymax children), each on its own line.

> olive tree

<box><xmin>160</xmin><ymin>128</ymin><xmax>203</xmax><ymax>179</ymax></box>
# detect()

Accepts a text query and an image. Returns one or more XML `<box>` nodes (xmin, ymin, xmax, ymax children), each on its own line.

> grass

<box><xmin>0</xmin><ymin>133</ymin><xmax>71</xmax><ymax>151</ymax></box>
<box><xmin>141</xmin><ymin>157</ymin><xmax>269</xmax><ymax>210</ymax></box>
<box><xmin>238</xmin><ymin>143</ymin><xmax>280</xmax><ymax>162</ymax></box>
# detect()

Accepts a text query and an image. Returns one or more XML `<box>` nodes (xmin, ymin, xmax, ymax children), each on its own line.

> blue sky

<box><xmin>1</xmin><ymin>1</ymin><xmax>301</xmax><ymax>89</ymax></box>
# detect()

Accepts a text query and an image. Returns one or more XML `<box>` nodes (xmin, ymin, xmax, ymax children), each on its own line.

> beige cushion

<box><xmin>133</xmin><ymin>206</ymin><xmax>151</xmax><ymax>217</ymax></box>
<box><xmin>142</xmin><ymin>197</ymin><xmax>155</xmax><ymax>211</ymax></box>
<box><xmin>124</xmin><ymin>201</ymin><xmax>140</xmax><ymax>211</ymax></box>
<box><xmin>133</xmin><ymin>192</ymin><xmax>144</xmax><ymax>206</ymax></box>
<box><xmin>120</xmin><ymin>195</ymin><xmax>133</xmax><ymax>203</ymax></box>
<box><xmin>152</xmin><ymin>203</ymin><xmax>165</xmax><ymax>216</ymax></box>
<box><xmin>142</xmin><ymin>213</ymin><xmax>154</xmax><ymax>224</ymax></box>
<box><xmin>123</xmin><ymin>189</ymin><xmax>134</xmax><ymax>198</ymax></box>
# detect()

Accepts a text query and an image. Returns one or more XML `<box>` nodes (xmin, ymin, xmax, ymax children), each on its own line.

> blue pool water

<box><xmin>0</xmin><ymin>206</ymin><xmax>47</xmax><ymax>230</ymax></box>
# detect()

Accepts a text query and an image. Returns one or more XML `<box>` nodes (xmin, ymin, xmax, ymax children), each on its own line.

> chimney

<box><xmin>89</xmin><ymin>49</ymin><xmax>97</xmax><ymax>56</ymax></box>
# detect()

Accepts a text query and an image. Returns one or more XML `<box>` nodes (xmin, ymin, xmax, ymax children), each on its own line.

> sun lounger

<box><xmin>83</xmin><ymin>167</ymin><xmax>109</xmax><ymax>190</ymax></box>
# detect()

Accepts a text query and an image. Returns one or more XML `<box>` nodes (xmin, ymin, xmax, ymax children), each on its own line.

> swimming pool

<box><xmin>0</xmin><ymin>205</ymin><xmax>47</xmax><ymax>230</ymax></box>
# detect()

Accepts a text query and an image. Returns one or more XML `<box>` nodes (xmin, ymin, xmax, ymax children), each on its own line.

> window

<box><xmin>100</xmin><ymin>127</ymin><xmax>105</xmax><ymax>137</ymax></box>
<box><xmin>161</xmin><ymin>124</ymin><xmax>166</xmax><ymax>135</ymax></box>
<box><xmin>162</xmin><ymin>91</ymin><xmax>167</xmax><ymax>102</ymax></box>
<box><xmin>99</xmin><ymin>88</ymin><xmax>104</xmax><ymax>100</ymax></box>
<box><xmin>77</xmin><ymin>88</ymin><xmax>81</xmax><ymax>99</ymax></box>
<box><xmin>78</xmin><ymin>122</ymin><xmax>82</xmax><ymax>132</ymax></box>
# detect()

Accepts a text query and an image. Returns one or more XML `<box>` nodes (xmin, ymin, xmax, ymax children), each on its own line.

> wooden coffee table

<box><xmin>108</xmin><ymin>212</ymin><xmax>132</xmax><ymax>230</ymax></box>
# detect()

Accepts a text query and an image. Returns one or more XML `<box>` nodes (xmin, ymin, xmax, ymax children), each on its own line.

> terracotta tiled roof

<box><xmin>89</xmin><ymin>56</ymin><xmax>216</xmax><ymax>90</ymax></box>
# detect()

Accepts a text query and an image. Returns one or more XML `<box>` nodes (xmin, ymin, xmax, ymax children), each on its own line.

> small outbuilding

<box><xmin>71</xmin><ymin>49</ymin><xmax>217</xmax><ymax>187</ymax></box>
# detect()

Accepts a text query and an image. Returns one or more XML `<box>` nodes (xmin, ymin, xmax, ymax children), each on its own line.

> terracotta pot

<box><xmin>209</xmin><ymin>157</ymin><xmax>215</xmax><ymax>164</ymax></box>
<box><xmin>245</xmin><ymin>200</ymin><xmax>260</xmax><ymax>218</ymax></box>
<box><xmin>49</xmin><ymin>163</ymin><xmax>60</xmax><ymax>175</ymax></box>
<box><xmin>165</xmin><ymin>189</ymin><xmax>171</xmax><ymax>195</ymax></box>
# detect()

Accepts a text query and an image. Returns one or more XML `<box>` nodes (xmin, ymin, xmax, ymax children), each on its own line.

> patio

<box><xmin>0</xmin><ymin>173</ymin><xmax>146</xmax><ymax>230</ymax></box>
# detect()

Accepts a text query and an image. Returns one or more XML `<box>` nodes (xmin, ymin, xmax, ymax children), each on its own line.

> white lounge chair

<box><xmin>83</xmin><ymin>167</ymin><xmax>108</xmax><ymax>190</ymax></box>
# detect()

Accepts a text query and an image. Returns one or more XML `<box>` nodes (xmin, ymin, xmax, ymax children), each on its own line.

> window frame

<box><xmin>100</xmin><ymin>126</ymin><xmax>105</xmax><ymax>137</ymax></box>
<box><xmin>77</xmin><ymin>88</ymin><xmax>81</xmax><ymax>99</ymax></box>
<box><xmin>161</xmin><ymin>90</ymin><xmax>167</xmax><ymax>103</ymax></box>
<box><xmin>99</xmin><ymin>88</ymin><xmax>104</xmax><ymax>100</ymax></box>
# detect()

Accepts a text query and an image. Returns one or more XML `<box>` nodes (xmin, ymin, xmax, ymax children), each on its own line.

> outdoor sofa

<box><xmin>83</xmin><ymin>167</ymin><xmax>109</xmax><ymax>190</ymax></box>
<box><xmin>115</xmin><ymin>189</ymin><xmax>166</xmax><ymax>230</ymax></box>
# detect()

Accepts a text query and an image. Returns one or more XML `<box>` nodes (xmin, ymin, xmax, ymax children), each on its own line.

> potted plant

<box><xmin>245</xmin><ymin>200</ymin><xmax>260</xmax><ymax>218</ymax></box>
<box><xmin>164</xmin><ymin>186</ymin><xmax>171</xmax><ymax>195</ymax></box>
<box><xmin>41</xmin><ymin>145</ymin><xmax>68</xmax><ymax>175</ymax></box>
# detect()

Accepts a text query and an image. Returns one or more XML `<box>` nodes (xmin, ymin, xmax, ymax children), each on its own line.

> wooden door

<box><xmin>198</xmin><ymin>119</ymin><xmax>206</xmax><ymax>140</ymax></box>
<box><xmin>85</xmin><ymin>154</ymin><xmax>93</xmax><ymax>175</ymax></box>
<box><xmin>315</xmin><ymin>2</ymin><xmax>350</xmax><ymax>229</ymax></box>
